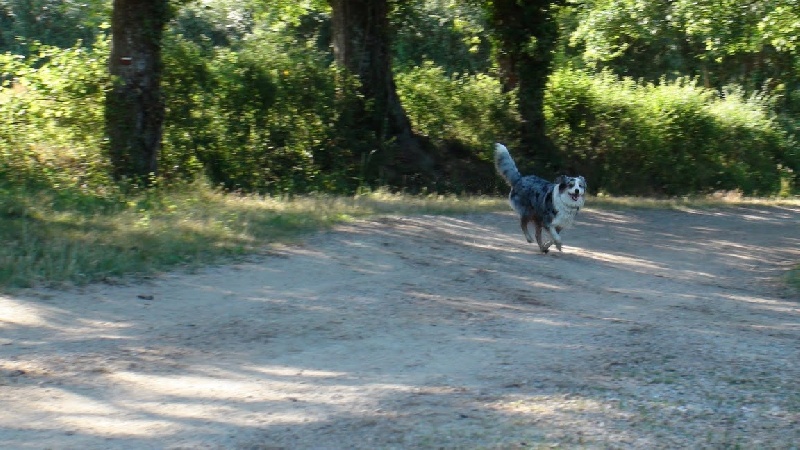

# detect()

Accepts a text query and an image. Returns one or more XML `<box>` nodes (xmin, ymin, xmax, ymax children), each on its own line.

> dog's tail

<box><xmin>494</xmin><ymin>143</ymin><xmax>521</xmax><ymax>186</ymax></box>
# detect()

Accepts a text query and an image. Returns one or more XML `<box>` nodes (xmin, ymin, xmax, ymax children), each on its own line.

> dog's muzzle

<box><xmin>570</xmin><ymin>191</ymin><xmax>582</xmax><ymax>201</ymax></box>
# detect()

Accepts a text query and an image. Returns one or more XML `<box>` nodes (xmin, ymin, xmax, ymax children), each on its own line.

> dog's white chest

<box><xmin>551</xmin><ymin>192</ymin><xmax>583</xmax><ymax>229</ymax></box>
<box><xmin>552</xmin><ymin>207</ymin><xmax>578</xmax><ymax>229</ymax></box>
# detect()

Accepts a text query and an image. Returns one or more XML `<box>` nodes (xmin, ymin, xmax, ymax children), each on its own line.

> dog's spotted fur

<box><xmin>494</xmin><ymin>143</ymin><xmax>586</xmax><ymax>253</ymax></box>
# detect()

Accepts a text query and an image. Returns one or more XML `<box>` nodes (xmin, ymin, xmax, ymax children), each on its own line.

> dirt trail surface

<box><xmin>2</xmin><ymin>206</ymin><xmax>800</xmax><ymax>449</ymax></box>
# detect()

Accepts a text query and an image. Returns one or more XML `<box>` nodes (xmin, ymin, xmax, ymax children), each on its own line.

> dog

<box><xmin>494</xmin><ymin>143</ymin><xmax>586</xmax><ymax>253</ymax></box>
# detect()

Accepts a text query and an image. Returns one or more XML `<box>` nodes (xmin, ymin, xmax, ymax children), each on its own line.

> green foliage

<box><xmin>546</xmin><ymin>68</ymin><xmax>798</xmax><ymax>195</ymax></box>
<box><xmin>0</xmin><ymin>0</ymin><xmax>110</xmax><ymax>53</ymax></box>
<box><xmin>1</xmin><ymin>0</ymin><xmax>798</xmax><ymax>201</ymax></box>
<box><xmin>759</xmin><ymin>1</ymin><xmax>800</xmax><ymax>53</ymax></box>
<box><xmin>392</xmin><ymin>0</ymin><xmax>492</xmax><ymax>75</ymax></box>
<box><xmin>394</xmin><ymin>61</ymin><xmax>520</xmax><ymax>192</ymax></box>
<box><xmin>567</xmin><ymin>0</ymin><xmax>800</xmax><ymax>96</ymax></box>
<box><xmin>569</xmin><ymin>0</ymin><xmax>677</xmax><ymax>68</ymax></box>
<box><xmin>672</xmin><ymin>0</ymin><xmax>798</xmax><ymax>56</ymax></box>
<box><xmin>160</xmin><ymin>32</ymin><xmax>372</xmax><ymax>194</ymax></box>
<box><xmin>396</xmin><ymin>62</ymin><xmax>518</xmax><ymax>154</ymax></box>
<box><xmin>0</xmin><ymin>37</ymin><xmax>113</xmax><ymax>194</ymax></box>
<box><xmin>169</xmin><ymin>0</ymin><xmax>254</xmax><ymax>49</ymax></box>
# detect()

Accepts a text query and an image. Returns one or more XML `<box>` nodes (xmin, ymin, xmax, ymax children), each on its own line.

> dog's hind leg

<box><xmin>520</xmin><ymin>216</ymin><xmax>534</xmax><ymax>243</ymax></box>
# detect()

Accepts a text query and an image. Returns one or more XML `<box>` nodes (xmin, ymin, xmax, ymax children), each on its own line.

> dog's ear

<box><xmin>554</xmin><ymin>175</ymin><xmax>568</xmax><ymax>193</ymax></box>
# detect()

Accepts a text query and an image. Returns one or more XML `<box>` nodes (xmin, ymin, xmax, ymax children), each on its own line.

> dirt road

<box><xmin>2</xmin><ymin>205</ymin><xmax>799</xmax><ymax>449</ymax></box>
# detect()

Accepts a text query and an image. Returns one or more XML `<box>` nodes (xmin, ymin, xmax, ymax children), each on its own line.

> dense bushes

<box><xmin>395</xmin><ymin>62</ymin><xmax>518</xmax><ymax>158</ymax></box>
<box><xmin>160</xmin><ymin>34</ymin><xmax>371</xmax><ymax>194</ymax></box>
<box><xmin>546</xmin><ymin>69</ymin><xmax>798</xmax><ymax>195</ymax></box>
<box><xmin>394</xmin><ymin>62</ymin><xmax>519</xmax><ymax>193</ymax></box>
<box><xmin>1</xmin><ymin>39</ymin><xmax>797</xmax><ymax>198</ymax></box>
<box><xmin>0</xmin><ymin>39</ymin><xmax>112</xmax><ymax>194</ymax></box>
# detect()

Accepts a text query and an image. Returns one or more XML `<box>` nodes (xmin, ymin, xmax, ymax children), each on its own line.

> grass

<box><xmin>0</xmin><ymin>181</ymin><xmax>797</xmax><ymax>291</ymax></box>
<box><xmin>589</xmin><ymin>192</ymin><xmax>800</xmax><ymax>210</ymax></box>
<box><xmin>0</xmin><ymin>181</ymin><xmax>507</xmax><ymax>290</ymax></box>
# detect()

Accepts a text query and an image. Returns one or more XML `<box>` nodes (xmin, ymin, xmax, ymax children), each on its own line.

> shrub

<box><xmin>0</xmin><ymin>38</ymin><xmax>114</xmax><ymax>196</ymax></box>
<box><xmin>546</xmin><ymin>68</ymin><xmax>799</xmax><ymax>195</ymax></box>
<box><xmin>396</xmin><ymin>62</ymin><xmax>519</xmax><ymax>161</ymax></box>
<box><xmin>160</xmin><ymin>33</ymin><xmax>373</xmax><ymax>194</ymax></box>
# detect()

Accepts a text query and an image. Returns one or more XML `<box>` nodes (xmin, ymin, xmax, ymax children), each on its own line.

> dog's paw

<box><xmin>555</xmin><ymin>242</ymin><xmax>563</xmax><ymax>252</ymax></box>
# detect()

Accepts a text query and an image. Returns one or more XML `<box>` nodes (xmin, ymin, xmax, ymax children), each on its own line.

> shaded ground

<box><xmin>1</xmin><ymin>205</ymin><xmax>799</xmax><ymax>449</ymax></box>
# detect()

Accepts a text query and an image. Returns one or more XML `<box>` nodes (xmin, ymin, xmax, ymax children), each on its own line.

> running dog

<box><xmin>494</xmin><ymin>143</ymin><xmax>586</xmax><ymax>253</ymax></box>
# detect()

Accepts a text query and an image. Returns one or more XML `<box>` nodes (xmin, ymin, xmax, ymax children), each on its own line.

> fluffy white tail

<box><xmin>494</xmin><ymin>143</ymin><xmax>521</xmax><ymax>186</ymax></box>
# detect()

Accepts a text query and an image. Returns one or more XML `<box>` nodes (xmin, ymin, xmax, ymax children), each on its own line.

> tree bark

<box><xmin>487</xmin><ymin>0</ymin><xmax>562</xmax><ymax>176</ymax></box>
<box><xmin>106</xmin><ymin>0</ymin><xmax>169</xmax><ymax>182</ymax></box>
<box><xmin>329</xmin><ymin>0</ymin><xmax>433</xmax><ymax>186</ymax></box>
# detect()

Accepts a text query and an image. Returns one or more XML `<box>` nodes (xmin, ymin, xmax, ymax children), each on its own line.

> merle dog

<box><xmin>494</xmin><ymin>143</ymin><xmax>586</xmax><ymax>253</ymax></box>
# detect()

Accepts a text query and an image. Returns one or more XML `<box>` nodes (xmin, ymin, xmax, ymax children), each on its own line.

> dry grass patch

<box><xmin>589</xmin><ymin>192</ymin><xmax>800</xmax><ymax>210</ymax></box>
<box><xmin>0</xmin><ymin>184</ymin><xmax>506</xmax><ymax>290</ymax></box>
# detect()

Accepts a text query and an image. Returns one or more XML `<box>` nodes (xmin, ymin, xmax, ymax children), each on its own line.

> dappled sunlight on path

<box><xmin>1</xmin><ymin>206</ymin><xmax>799</xmax><ymax>448</ymax></box>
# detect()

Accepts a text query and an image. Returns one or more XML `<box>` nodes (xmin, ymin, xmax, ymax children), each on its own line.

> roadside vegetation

<box><xmin>0</xmin><ymin>0</ymin><xmax>797</xmax><ymax>289</ymax></box>
<box><xmin>1</xmin><ymin>179</ymin><xmax>797</xmax><ymax>290</ymax></box>
<box><xmin>0</xmin><ymin>181</ymin><xmax>508</xmax><ymax>289</ymax></box>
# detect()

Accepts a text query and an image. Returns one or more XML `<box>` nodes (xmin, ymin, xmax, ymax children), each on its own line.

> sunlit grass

<box><xmin>589</xmin><ymin>192</ymin><xmax>800</xmax><ymax>210</ymax></box>
<box><xmin>0</xmin><ymin>181</ymin><xmax>797</xmax><ymax>291</ymax></box>
<box><xmin>0</xmin><ymin>182</ymin><xmax>507</xmax><ymax>289</ymax></box>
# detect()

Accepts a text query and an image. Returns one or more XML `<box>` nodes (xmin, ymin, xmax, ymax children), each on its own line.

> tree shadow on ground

<box><xmin>1</xmin><ymin>206</ymin><xmax>799</xmax><ymax>448</ymax></box>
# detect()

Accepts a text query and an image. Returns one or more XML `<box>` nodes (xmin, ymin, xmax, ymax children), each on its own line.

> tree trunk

<box><xmin>329</xmin><ymin>0</ymin><xmax>433</xmax><ymax>186</ymax></box>
<box><xmin>487</xmin><ymin>0</ymin><xmax>561</xmax><ymax>176</ymax></box>
<box><xmin>106</xmin><ymin>0</ymin><xmax>169</xmax><ymax>182</ymax></box>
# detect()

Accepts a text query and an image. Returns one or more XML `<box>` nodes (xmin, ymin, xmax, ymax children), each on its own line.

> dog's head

<box><xmin>555</xmin><ymin>175</ymin><xmax>587</xmax><ymax>206</ymax></box>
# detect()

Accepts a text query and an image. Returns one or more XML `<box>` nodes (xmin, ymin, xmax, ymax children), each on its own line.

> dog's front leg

<box><xmin>547</xmin><ymin>226</ymin><xmax>563</xmax><ymax>252</ymax></box>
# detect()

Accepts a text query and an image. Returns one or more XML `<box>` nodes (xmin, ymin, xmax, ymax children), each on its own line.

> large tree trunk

<box><xmin>329</xmin><ymin>0</ymin><xmax>433</xmax><ymax>187</ymax></box>
<box><xmin>106</xmin><ymin>0</ymin><xmax>169</xmax><ymax>182</ymax></box>
<box><xmin>487</xmin><ymin>0</ymin><xmax>561</xmax><ymax>176</ymax></box>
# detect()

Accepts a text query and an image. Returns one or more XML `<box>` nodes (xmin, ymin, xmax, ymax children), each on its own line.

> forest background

<box><xmin>0</xmin><ymin>0</ymin><xmax>798</xmax><ymax>287</ymax></box>
<box><xmin>2</xmin><ymin>0</ymin><xmax>799</xmax><ymax>196</ymax></box>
